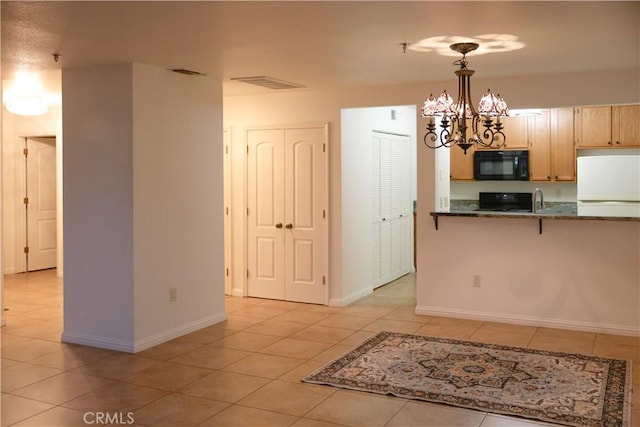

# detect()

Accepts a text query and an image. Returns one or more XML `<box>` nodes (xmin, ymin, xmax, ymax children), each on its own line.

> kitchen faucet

<box><xmin>532</xmin><ymin>188</ymin><xmax>545</xmax><ymax>213</ymax></box>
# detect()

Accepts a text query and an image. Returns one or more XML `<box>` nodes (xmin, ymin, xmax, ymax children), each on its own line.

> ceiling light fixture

<box><xmin>4</xmin><ymin>72</ymin><xmax>49</xmax><ymax>116</ymax></box>
<box><xmin>421</xmin><ymin>42</ymin><xmax>508</xmax><ymax>154</ymax></box>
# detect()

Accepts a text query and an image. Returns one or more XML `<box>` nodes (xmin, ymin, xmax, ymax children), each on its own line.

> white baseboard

<box><xmin>231</xmin><ymin>288</ymin><xmax>244</xmax><ymax>297</ymax></box>
<box><xmin>329</xmin><ymin>287</ymin><xmax>373</xmax><ymax>307</ymax></box>
<box><xmin>415</xmin><ymin>306</ymin><xmax>640</xmax><ymax>337</ymax></box>
<box><xmin>61</xmin><ymin>312</ymin><xmax>227</xmax><ymax>353</ymax></box>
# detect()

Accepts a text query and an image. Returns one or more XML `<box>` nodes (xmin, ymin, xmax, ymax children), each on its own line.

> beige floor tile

<box><xmin>222</xmin><ymin>353</ymin><xmax>305</xmax><ymax>379</ymax></box>
<box><xmin>211</xmin><ymin>331</ymin><xmax>282</xmax><ymax>352</ymax></box>
<box><xmin>28</xmin><ymin>343</ymin><xmax>115</xmax><ymax>370</ymax></box>
<box><xmin>386</xmin><ymin>401</ymin><xmax>485</xmax><ymax>427</ymax></box>
<box><xmin>124</xmin><ymin>361</ymin><xmax>213</xmax><ymax>391</ymax></box>
<box><xmin>0</xmin><ymin>333</ymin><xmax>32</xmax><ymax>348</ymax></box>
<box><xmin>11</xmin><ymin>371</ymin><xmax>113</xmax><ymax>405</ymax></box>
<box><xmin>1</xmin><ymin>338</ymin><xmax>62</xmax><ymax>362</ymax></box>
<box><xmin>337</xmin><ymin>330</ymin><xmax>377</xmax><ymax>347</ymax></box>
<box><xmin>11</xmin><ymin>406</ymin><xmax>87</xmax><ymax>427</ymax></box>
<box><xmin>382</xmin><ymin>306</ymin><xmax>431</xmax><ymax>323</ymax></box>
<box><xmin>212</xmin><ymin>314</ymin><xmax>265</xmax><ymax>331</ymax></box>
<box><xmin>292</xmin><ymin>418</ymin><xmax>347</xmax><ymax>427</ymax></box>
<box><xmin>311</xmin><ymin>344</ymin><xmax>352</xmax><ymax>363</ymax></box>
<box><xmin>305</xmin><ymin>390</ymin><xmax>405</xmax><ymax>427</ymax></box>
<box><xmin>230</xmin><ymin>305</ymin><xmax>293</xmax><ymax>320</ymax></box>
<box><xmin>415</xmin><ymin>324</ymin><xmax>478</xmax><ymax>340</ymax></box>
<box><xmin>238</xmin><ymin>380</ymin><xmax>333</xmax><ymax>416</ymax></box>
<box><xmin>272</xmin><ymin>310</ymin><xmax>332</xmax><ymax>325</ymax></box>
<box><xmin>362</xmin><ymin>319</ymin><xmax>423</xmax><ymax>334</ymax></box>
<box><xmin>315</xmin><ymin>314</ymin><xmax>375</xmax><ymax>330</ymax></box>
<box><xmin>592</xmin><ymin>341</ymin><xmax>640</xmax><ymax>362</ymax></box>
<box><xmin>172</xmin><ymin>326</ymin><xmax>235</xmax><ymax>345</ymax></box>
<box><xmin>181</xmin><ymin>371</ymin><xmax>270</xmax><ymax>403</ymax></box>
<box><xmin>1</xmin><ymin>358</ymin><xmax>21</xmax><ymax>369</ymax></box>
<box><xmin>595</xmin><ymin>333</ymin><xmax>640</xmax><ymax>348</ymax></box>
<box><xmin>197</xmin><ymin>404</ymin><xmax>298</xmax><ymax>427</ymax></box>
<box><xmin>468</xmin><ymin>329</ymin><xmax>534</xmax><ymax>348</ymax></box>
<box><xmin>71</xmin><ymin>353</ymin><xmax>161</xmax><ymax>380</ymax></box>
<box><xmin>480</xmin><ymin>414</ymin><xmax>558</xmax><ymax>426</ymax></box>
<box><xmin>475</xmin><ymin>322</ymin><xmax>538</xmax><ymax>335</ymax></box>
<box><xmin>170</xmin><ymin>345</ymin><xmax>250</xmax><ymax>370</ymax></box>
<box><xmin>137</xmin><ymin>340</ymin><xmax>203</xmax><ymax>360</ymax></box>
<box><xmin>0</xmin><ymin>394</ymin><xmax>54</xmax><ymax>427</ymax></box>
<box><xmin>339</xmin><ymin>305</ymin><xmax>395</xmax><ymax>319</ymax></box>
<box><xmin>278</xmin><ymin>360</ymin><xmax>328</xmax><ymax>383</ymax></box>
<box><xmin>62</xmin><ymin>381</ymin><xmax>168</xmax><ymax>412</ymax></box>
<box><xmin>1</xmin><ymin>362</ymin><xmax>62</xmax><ymax>392</ymax></box>
<box><xmin>532</xmin><ymin>327</ymin><xmax>596</xmax><ymax>341</ymax></box>
<box><xmin>132</xmin><ymin>393</ymin><xmax>229</xmax><ymax>427</ymax></box>
<box><xmin>260</xmin><ymin>338</ymin><xmax>333</xmax><ymax>360</ymax></box>
<box><xmin>245</xmin><ymin>319</ymin><xmax>309</xmax><ymax>337</ymax></box>
<box><xmin>527</xmin><ymin>335</ymin><xmax>594</xmax><ymax>355</ymax></box>
<box><xmin>290</xmin><ymin>325</ymin><xmax>355</xmax><ymax>344</ymax></box>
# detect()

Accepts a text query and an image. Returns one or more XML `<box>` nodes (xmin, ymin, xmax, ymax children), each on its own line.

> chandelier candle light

<box><xmin>422</xmin><ymin>42</ymin><xmax>508</xmax><ymax>154</ymax></box>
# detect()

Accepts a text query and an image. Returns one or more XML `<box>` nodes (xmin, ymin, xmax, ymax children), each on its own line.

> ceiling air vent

<box><xmin>170</xmin><ymin>68</ymin><xmax>207</xmax><ymax>76</ymax></box>
<box><xmin>229</xmin><ymin>76</ymin><xmax>305</xmax><ymax>90</ymax></box>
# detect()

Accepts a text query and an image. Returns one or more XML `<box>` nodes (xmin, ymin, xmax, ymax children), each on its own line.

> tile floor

<box><xmin>0</xmin><ymin>269</ymin><xmax>637</xmax><ymax>426</ymax></box>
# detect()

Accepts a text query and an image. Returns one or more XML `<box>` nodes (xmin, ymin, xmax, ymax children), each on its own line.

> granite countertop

<box><xmin>433</xmin><ymin>200</ymin><xmax>639</xmax><ymax>222</ymax></box>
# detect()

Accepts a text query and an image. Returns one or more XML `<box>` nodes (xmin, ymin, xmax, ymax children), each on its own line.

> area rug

<box><xmin>303</xmin><ymin>331</ymin><xmax>632</xmax><ymax>427</ymax></box>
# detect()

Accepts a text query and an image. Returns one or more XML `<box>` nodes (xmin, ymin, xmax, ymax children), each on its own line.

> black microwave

<box><xmin>473</xmin><ymin>150</ymin><xmax>529</xmax><ymax>181</ymax></box>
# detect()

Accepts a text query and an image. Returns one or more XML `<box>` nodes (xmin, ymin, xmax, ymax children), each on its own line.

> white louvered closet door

<box><xmin>371</xmin><ymin>131</ymin><xmax>413</xmax><ymax>289</ymax></box>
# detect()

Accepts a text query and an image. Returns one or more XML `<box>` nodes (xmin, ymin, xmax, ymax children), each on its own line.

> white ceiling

<box><xmin>2</xmin><ymin>1</ymin><xmax>639</xmax><ymax>96</ymax></box>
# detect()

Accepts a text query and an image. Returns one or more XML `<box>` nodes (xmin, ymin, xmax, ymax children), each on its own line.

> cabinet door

<box><xmin>575</xmin><ymin>106</ymin><xmax>612</xmax><ymax>147</ymax></box>
<box><xmin>612</xmin><ymin>105</ymin><xmax>640</xmax><ymax>147</ymax></box>
<box><xmin>551</xmin><ymin>108</ymin><xmax>576</xmax><ymax>181</ymax></box>
<box><xmin>450</xmin><ymin>144</ymin><xmax>475</xmax><ymax>180</ymax></box>
<box><xmin>528</xmin><ymin>111</ymin><xmax>551</xmax><ymax>181</ymax></box>
<box><xmin>501</xmin><ymin>115</ymin><xmax>529</xmax><ymax>149</ymax></box>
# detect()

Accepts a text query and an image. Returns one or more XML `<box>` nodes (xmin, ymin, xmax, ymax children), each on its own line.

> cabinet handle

<box><xmin>608</xmin><ymin>141</ymin><xmax>612</xmax><ymax>145</ymax></box>
<box><xmin>285</xmin><ymin>223</ymin><xmax>293</xmax><ymax>229</ymax></box>
<box><xmin>615</xmin><ymin>141</ymin><xmax>620</xmax><ymax>145</ymax></box>
<box><xmin>555</xmin><ymin>176</ymin><xmax>559</xmax><ymax>179</ymax></box>
<box><xmin>275</xmin><ymin>223</ymin><xmax>283</xmax><ymax>229</ymax></box>
<box><xmin>547</xmin><ymin>176</ymin><xmax>551</xmax><ymax>179</ymax></box>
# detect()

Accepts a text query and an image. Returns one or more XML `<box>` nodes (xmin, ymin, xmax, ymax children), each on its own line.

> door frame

<box><xmin>242</xmin><ymin>123</ymin><xmax>330</xmax><ymax>304</ymax></box>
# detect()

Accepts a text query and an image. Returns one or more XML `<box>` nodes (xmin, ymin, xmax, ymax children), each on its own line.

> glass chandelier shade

<box><xmin>422</xmin><ymin>42</ymin><xmax>508</xmax><ymax>154</ymax></box>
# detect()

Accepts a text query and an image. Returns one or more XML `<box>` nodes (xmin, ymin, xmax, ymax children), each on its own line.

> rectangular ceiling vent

<box><xmin>170</xmin><ymin>68</ymin><xmax>207</xmax><ymax>76</ymax></box>
<box><xmin>229</xmin><ymin>76</ymin><xmax>305</xmax><ymax>90</ymax></box>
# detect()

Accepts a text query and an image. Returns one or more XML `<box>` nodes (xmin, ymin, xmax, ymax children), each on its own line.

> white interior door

<box><xmin>247</xmin><ymin>126</ymin><xmax>327</xmax><ymax>304</ymax></box>
<box><xmin>247</xmin><ymin>129</ymin><xmax>286</xmax><ymax>300</ymax></box>
<box><xmin>371</xmin><ymin>131</ymin><xmax>412</xmax><ymax>288</ymax></box>
<box><xmin>283</xmin><ymin>128</ymin><xmax>327</xmax><ymax>304</ymax></box>
<box><xmin>26</xmin><ymin>137</ymin><xmax>57</xmax><ymax>271</ymax></box>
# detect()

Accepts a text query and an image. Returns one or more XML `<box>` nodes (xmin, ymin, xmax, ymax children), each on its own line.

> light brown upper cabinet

<box><xmin>449</xmin><ymin>143</ymin><xmax>476</xmax><ymax>180</ymax></box>
<box><xmin>575</xmin><ymin>105</ymin><xmax>640</xmax><ymax>148</ymax></box>
<box><xmin>528</xmin><ymin>109</ymin><xmax>575</xmax><ymax>182</ymax></box>
<box><xmin>476</xmin><ymin>115</ymin><xmax>529</xmax><ymax>150</ymax></box>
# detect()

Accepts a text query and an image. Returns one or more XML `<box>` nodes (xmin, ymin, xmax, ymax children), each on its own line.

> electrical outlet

<box><xmin>472</xmin><ymin>275</ymin><xmax>481</xmax><ymax>287</ymax></box>
<box><xmin>169</xmin><ymin>288</ymin><xmax>177</xmax><ymax>302</ymax></box>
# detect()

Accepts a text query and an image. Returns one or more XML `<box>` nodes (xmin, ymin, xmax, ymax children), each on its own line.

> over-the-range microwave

<box><xmin>473</xmin><ymin>150</ymin><xmax>529</xmax><ymax>181</ymax></box>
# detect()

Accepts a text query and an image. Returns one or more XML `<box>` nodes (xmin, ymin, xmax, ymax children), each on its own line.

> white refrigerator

<box><xmin>577</xmin><ymin>155</ymin><xmax>640</xmax><ymax>217</ymax></box>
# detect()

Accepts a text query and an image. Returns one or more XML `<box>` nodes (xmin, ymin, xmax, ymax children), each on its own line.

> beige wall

<box><xmin>225</xmin><ymin>68</ymin><xmax>640</xmax><ymax>334</ymax></box>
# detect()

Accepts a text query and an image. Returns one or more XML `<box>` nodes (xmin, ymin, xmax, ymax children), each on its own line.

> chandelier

<box><xmin>422</xmin><ymin>42</ymin><xmax>508</xmax><ymax>154</ymax></box>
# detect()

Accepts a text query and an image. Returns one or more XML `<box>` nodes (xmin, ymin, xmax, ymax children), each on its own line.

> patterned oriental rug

<box><xmin>303</xmin><ymin>331</ymin><xmax>632</xmax><ymax>427</ymax></box>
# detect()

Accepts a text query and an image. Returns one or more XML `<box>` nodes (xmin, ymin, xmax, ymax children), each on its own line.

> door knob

<box><xmin>285</xmin><ymin>223</ymin><xmax>293</xmax><ymax>229</ymax></box>
<box><xmin>275</xmin><ymin>223</ymin><xmax>283</xmax><ymax>229</ymax></box>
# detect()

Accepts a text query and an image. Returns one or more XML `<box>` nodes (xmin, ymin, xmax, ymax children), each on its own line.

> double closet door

<box><xmin>371</xmin><ymin>131</ymin><xmax>413</xmax><ymax>288</ymax></box>
<box><xmin>247</xmin><ymin>126</ymin><xmax>327</xmax><ymax>304</ymax></box>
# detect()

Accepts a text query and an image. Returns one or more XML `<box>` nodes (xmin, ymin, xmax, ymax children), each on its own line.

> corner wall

<box><xmin>62</xmin><ymin>63</ymin><xmax>225</xmax><ymax>352</ymax></box>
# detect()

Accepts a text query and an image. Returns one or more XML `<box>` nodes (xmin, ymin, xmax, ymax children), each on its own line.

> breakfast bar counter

<box><xmin>431</xmin><ymin>200</ymin><xmax>640</xmax><ymax>234</ymax></box>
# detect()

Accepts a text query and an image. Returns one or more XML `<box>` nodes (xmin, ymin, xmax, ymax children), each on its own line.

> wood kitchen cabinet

<box><xmin>476</xmin><ymin>115</ymin><xmax>529</xmax><ymax>150</ymax></box>
<box><xmin>575</xmin><ymin>105</ymin><xmax>640</xmax><ymax>147</ymax></box>
<box><xmin>529</xmin><ymin>108</ymin><xmax>575</xmax><ymax>181</ymax></box>
<box><xmin>449</xmin><ymin>143</ymin><xmax>475</xmax><ymax>180</ymax></box>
